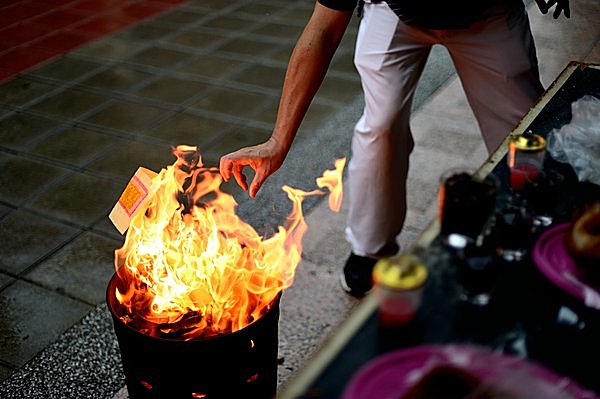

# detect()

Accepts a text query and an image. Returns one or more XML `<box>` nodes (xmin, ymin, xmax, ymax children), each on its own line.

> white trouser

<box><xmin>345</xmin><ymin>1</ymin><xmax>544</xmax><ymax>258</ymax></box>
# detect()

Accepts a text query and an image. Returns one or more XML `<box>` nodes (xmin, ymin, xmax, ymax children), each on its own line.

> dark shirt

<box><xmin>317</xmin><ymin>0</ymin><xmax>524</xmax><ymax>29</ymax></box>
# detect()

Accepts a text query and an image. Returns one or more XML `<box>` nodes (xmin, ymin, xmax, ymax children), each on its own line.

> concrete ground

<box><xmin>0</xmin><ymin>0</ymin><xmax>598</xmax><ymax>398</ymax></box>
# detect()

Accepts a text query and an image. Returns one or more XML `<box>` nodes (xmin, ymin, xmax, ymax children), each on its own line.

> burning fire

<box><xmin>113</xmin><ymin>145</ymin><xmax>345</xmax><ymax>339</ymax></box>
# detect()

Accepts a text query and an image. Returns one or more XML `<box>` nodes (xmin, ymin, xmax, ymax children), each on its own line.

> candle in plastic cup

<box><xmin>372</xmin><ymin>254</ymin><xmax>428</xmax><ymax>328</ymax></box>
<box><xmin>508</xmin><ymin>132</ymin><xmax>546</xmax><ymax>191</ymax></box>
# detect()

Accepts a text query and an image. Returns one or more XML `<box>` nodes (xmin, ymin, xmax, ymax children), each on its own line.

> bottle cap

<box><xmin>509</xmin><ymin>131</ymin><xmax>546</xmax><ymax>153</ymax></box>
<box><xmin>373</xmin><ymin>254</ymin><xmax>428</xmax><ymax>291</ymax></box>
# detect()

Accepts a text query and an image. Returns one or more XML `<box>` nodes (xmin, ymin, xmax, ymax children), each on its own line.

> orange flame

<box><xmin>316</xmin><ymin>157</ymin><xmax>346</xmax><ymax>212</ymax></box>
<box><xmin>114</xmin><ymin>145</ymin><xmax>345</xmax><ymax>339</ymax></box>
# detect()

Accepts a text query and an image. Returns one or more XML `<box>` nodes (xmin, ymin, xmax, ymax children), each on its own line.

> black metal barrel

<box><xmin>107</xmin><ymin>273</ymin><xmax>280</xmax><ymax>399</ymax></box>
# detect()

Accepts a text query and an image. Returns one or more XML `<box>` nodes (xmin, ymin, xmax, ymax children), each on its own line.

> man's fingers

<box><xmin>232</xmin><ymin>165</ymin><xmax>248</xmax><ymax>191</ymax></box>
<box><xmin>219</xmin><ymin>157</ymin><xmax>232</xmax><ymax>181</ymax></box>
<box><xmin>249</xmin><ymin>171</ymin><xmax>267</xmax><ymax>198</ymax></box>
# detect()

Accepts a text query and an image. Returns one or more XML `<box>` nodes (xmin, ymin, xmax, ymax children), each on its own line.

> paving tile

<box><xmin>584</xmin><ymin>41</ymin><xmax>599</xmax><ymax>62</ymax></box>
<box><xmin>252</xmin><ymin>100</ymin><xmax>337</xmax><ymax>135</ymax></box>
<box><xmin>154</xmin><ymin>7</ymin><xmax>207</xmax><ymax>25</ymax></box>
<box><xmin>0</xmin><ymin>9</ymin><xmax>16</xmax><ymax>27</ymax></box>
<box><xmin>331</xmin><ymin>51</ymin><xmax>358</xmax><ymax>75</ymax></box>
<box><xmin>29</xmin><ymin>8</ymin><xmax>85</xmax><ymax>30</ymax></box>
<box><xmin>233</xmin><ymin>2</ymin><xmax>287</xmax><ymax>16</ymax></box>
<box><xmin>0</xmin><ymin>46</ymin><xmax>57</xmax><ymax>77</ymax></box>
<box><xmin>85</xmin><ymin>140</ymin><xmax>174</xmax><ymax>180</ymax></box>
<box><xmin>216</xmin><ymin>37</ymin><xmax>277</xmax><ymax>56</ymax></box>
<box><xmin>83</xmin><ymin>100</ymin><xmax>166</xmax><ymax>133</ymax></box>
<box><xmin>185</xmin><ymin>0</ymin><xmax>237</xmax><ymax>9</ymax></box>
<box><xmin>0</xmin><ymin>271</ymin><xmax>15</xmax><ymax>290</ymax></box>
<box><xmin>71</xmin><ymin>14</ymin><xmax>135</xmax><ymax>37</ymax></box>
<box><xmin>0</xmin><ymin>363</ymin><xmax>15</xmax><ymax>381</ymax></box>
<box><xmin>28</xmin><ymin>87</ymin><xmax>108</xmax><ymax>118</ymax></box>
<box><xmin>26</xmin><ymin>173</ymin><xmax>123</xmax><ymax>227</ymax></box>
<box><xmin>203</xmin><ymin>15</ymin><xmax>257</xmax><ymax>31</ymax></box>
<box><xmin>2</xmin><ymin>1</ymin><xmax>54</xmax><ymax>21</ymax></box>
<box><xmin>115</xmin><ymin>2</ymin><xmax>170</xmax><ymax>20</ymax></box>
<box><xmin>228</xmin><ymin>96</ymin><xmax>274</xmax><ymax>125</ymax></box>
<box><xmin>232</xmin><ymin>64</ymin><xmax>286</xmax><ymax>90</ymax></box>
<box><xmin>67</xmin><ymin>0</ymin><xmax>122</xmax><ymax>12</ymax></box>
<box><xmin>336</xmin><ymin>29</ymin><xmax>358</xmax><ymax>54</ymax></box>
<box><xmin>145</xmin><ymin>111</ymin><xmax>231</xmax><ymax>146</ymax></box>
<box><xmin>165</xmin><ymin>29</ymin><xmax>227</xmax><ymax>49</ymax></box>
<box><xmin>0</xmin><ymin>23</ymin><xmax>52</xmax><ymax>47</ymax></box>
<box><xmin>113</xmin><ymin>20</ymin><xmax>174</xmax><ymax>42</ymax></box>
<box><xmin>0</xmin><ymin>77</ymin><xmax>57</xmax><ymax>107</ymax></box>
<box><xmin>408</xmin><ymin>145</ymin><xmax>481</xmax><ymax>188</ymax></box>
<box><xmin>0</xmin><ymin>155</ymin><xmax>70</xmax><ymax>206</ymax></box>
<box><xmin>0</xmin><ymin>68</ymin><xmax>16</xmax><ymax>83</ymax></box>
<box><xmin>72</xmin><ymin>38</ymin><xmax>141</xmax><ymax>61</ymax></box>
<box><xmin>0</xmin><ymin>39</ymin><xmax>15</xmax><ymax>54</ymax></box>
<box><xmin>206</xmin><ymin>125</ymin><xmax>271</xmax><ymax>156</ymax></box>
<box><xmin>90</xmin><ymin>216</ymin><xmax>124</xmax><ymax>239</ymax></box>
<box><xmin>0</xmin><ymin>3</ymin><xmax>47</xmax><ymax>21</ymax></box>
<box><xmin>124</xmin><ymin>45</ymin><xmax>193</xmax><ymax>68</ymax></box>
<box><xmin>78</xmin><ymin>66</ymin><xmax>153</xmax><ymax>92</ymax></box>
<box><xmin>250</xmin><ymin>22</ymin><xmax>302</xmax><ymax>41</ymax></box>
<box><xmin>31</xmin><ymin>30</ymin><xmax>95</xmax><ymax>54</ymax></box>
<box><xmin>26</xmin><ymin>231</ymin><xmax>122</xmax><ymax>305</ymax></box>
<box><xmin>412</xmin><ymin>115</ymin><xmax>482</xmax><ymax>155</ymax></box>
<box><xmin>265</xmin><ymin>46</ymin><xmax>294</xmax><ymax>64</ymax></box>
<box><xmin>0</xmin><ymin>112</ymin><xmax>61</xmax><ymax>150</ymax></box>
<box><xmin>301</xmin><ymin>102</ymin><xmax>342</xmax><ymax>131</ymax></box>
<box><xmin>315</xmin><ymin>75</ymin><xmax>362</xmax><ymax>104</ymax></box>
<box><xmin>28</xmin><ymin>56</ymin><xmax>101</xmax><ymax>81</ymax></box>
<box><xmin>0</xmin><ymin>204</ymin><xmax>12</xmax><ymax>218</ymax></box>
<box><xmin>29</xmin><ymin>126</ymin><xmax>120</xmax><ymax>167</ymax></box>
<box><xmin>0</xmin><ymin>210</ymin><xmax>79</xmax><ymax>275</ymax></box>
<box><xmin>176</xmin><ymin>54</ymin><xmax>241</xmax><ymax>79</ymax></box>
<box><xmin>0</xmin><ymin>280</ymin><xmax>91</xmax><ymax>367</ymax></box>
<box><xmin>132</xmin><ymin>76</ymin><xmax>207</xmax><ymax>104</ymax></box>
<box><xmin>189</xmin><ymin>86</ymin><xmax>267</xmax><ymax>117</ymax></box>
<box><xmin>415</xmin><ymin>79</ymin><xmax>473</xmax><ymax>119</ymax></box>
<box><xmin>151</xmin><ymin>0</ymin><xmax>188</xmax><ymax>4</ymax></box>
<box><xmin>0</xmin><ymin>106</ymin><xmax>10</xmax><ymax>118</ymax></box>
<box><xmin>406</xmin><ymin>177</ymin><xmax>440</xmax><ymax>214</ymax></box>
<box><xmin>276</xmin><ymin>5</ymin><xmax>314</xmax><ymax>22</ymax></box>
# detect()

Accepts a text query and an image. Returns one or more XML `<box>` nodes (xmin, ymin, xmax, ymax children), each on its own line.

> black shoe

<box><xmin>340</xmin><ymin>253</ymin><xmax>378</xmax><ymax>298</ymax></box>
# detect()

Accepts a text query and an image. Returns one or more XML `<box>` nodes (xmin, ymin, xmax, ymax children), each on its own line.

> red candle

<box><xmin>510</xmin><ymin>163</ymin><xmax>540</xmax><ymax>191</ymax></box>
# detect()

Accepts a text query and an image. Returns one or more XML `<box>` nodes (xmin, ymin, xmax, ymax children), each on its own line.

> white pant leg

<box><xmin>443</xmin><ymin>6</ymin><xmax>544</xmax><ymax>153</ymax></box>
<box><xmin>346</xmin><ymin>2</ymin><xmax>433</xmax><ymax>258</ymax></box>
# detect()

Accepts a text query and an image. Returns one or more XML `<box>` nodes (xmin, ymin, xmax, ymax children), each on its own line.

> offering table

<box><xmin>279</xmin><ymin>61</ymin><xmax>600</xmax><ymax>399</ymax></box>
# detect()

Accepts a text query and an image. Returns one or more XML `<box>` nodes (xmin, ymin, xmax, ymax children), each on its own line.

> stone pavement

<box><xmin>0</xmin><ymin>0</ymin><xmax>598</xmax><ymax>398</ymax></box>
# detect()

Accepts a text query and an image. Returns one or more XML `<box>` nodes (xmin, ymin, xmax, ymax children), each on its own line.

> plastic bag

<box><xmin>547</xmin><ymin>95</ymin><xmax>600</xmax><ymax>186</ymax></box>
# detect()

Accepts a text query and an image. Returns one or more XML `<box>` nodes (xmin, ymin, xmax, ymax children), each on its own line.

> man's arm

<box><xmin>220</xmin><ymin>3</ymin><xmax>353</xmax><ymax>197</ymax></box>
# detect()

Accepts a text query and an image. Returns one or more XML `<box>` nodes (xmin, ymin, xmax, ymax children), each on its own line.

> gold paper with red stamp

<box><xmin>109</xmin><ymin>167</ymin><xmax>157</xmax><ymax>234</ymax></box>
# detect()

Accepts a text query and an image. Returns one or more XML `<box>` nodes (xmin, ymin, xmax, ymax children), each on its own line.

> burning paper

<box><xmin>109</xmin><ymin>167</ymin><xmax>157</xmax><ymax>234</ymax></box>
<box><xmin>111</xmin><ymin>145</ymin><xmax>345</xmax><ymax>339</ymax></box>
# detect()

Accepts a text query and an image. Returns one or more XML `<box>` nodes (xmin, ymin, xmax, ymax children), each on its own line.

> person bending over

<box><xmin>220</xmin><ymin>0</ymin><xmax>569</xmax><ymax>297</ymax></box>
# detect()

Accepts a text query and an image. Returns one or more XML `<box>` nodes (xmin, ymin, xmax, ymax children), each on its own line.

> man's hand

<box><xmin>535</xmin><ymin>0</ymin><xmax>570</xmax><ymax>19</ymax></box>
<box><xmin>219</xmin><ymin>137</ymin><xmax>288</xmax><ymax>198</ymax></box>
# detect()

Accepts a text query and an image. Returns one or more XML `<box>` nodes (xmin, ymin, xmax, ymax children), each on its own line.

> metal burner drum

<box><xmin>106</xmin><ymin>273</ymin><xmax>280</xmax><ymax>399</ymax></box>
